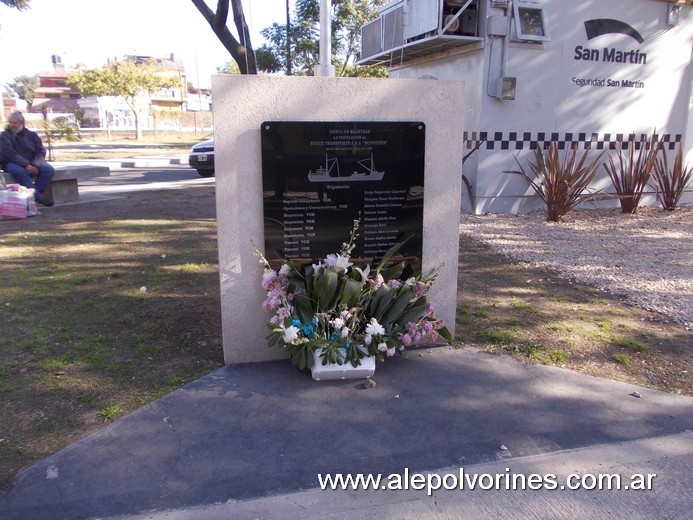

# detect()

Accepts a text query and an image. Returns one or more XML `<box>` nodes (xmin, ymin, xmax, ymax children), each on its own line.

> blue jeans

<box><xmin>4</xmin><ymin>161</ymin><xmax>55</xmax><ymax>203</ymax></box>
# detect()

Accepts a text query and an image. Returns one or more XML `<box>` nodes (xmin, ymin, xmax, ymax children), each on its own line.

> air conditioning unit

<box><xmin>443</xmin><ymin>1</ymin><xmax>478</xmax><ymax>36</ymax></box>
<box><xmin>382</xmin><ymin>5</ymin><xmax>405</xmax><ymax>51</ymax></box>
<box><xmin>361</xmin><ymin>18</ymin><xmax>382</xmax><ymax>59</ymax></box>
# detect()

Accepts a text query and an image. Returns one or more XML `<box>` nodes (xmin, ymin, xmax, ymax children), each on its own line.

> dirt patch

<box><xmin>456</xmin><ymin>233</ymin><xmax>691</xmax><ymax>396</ymax></box>
<box><xmin>0</xmin><ymin>186</ymin><xmax>223</xmax><ymax>490</ymax></box>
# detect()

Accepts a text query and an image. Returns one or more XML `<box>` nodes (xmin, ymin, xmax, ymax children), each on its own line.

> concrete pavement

<box><xmin>50</xmin><ymin>155</ymin><xmax>189</xmax><ymax>170</ymax></box>
<box><xmin>1</xmin><ymin>346</ymin><xmax>691</xmax><ymax>519</ymax></box>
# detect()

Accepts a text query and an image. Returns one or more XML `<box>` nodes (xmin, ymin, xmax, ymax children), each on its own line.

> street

<box><xmin>76</xmin><ymin>164</ymin><xmax>214</xmax><ymax>202</ymax></box>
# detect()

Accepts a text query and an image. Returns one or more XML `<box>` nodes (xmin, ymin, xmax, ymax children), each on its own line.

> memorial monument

<box><xmin>212</xmin><ymin>75</ymin><xmax>464</xmax><ymax>364</ymax></box>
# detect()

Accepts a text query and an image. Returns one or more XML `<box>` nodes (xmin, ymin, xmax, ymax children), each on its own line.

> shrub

<box><xmin>507</xmin><ymin>142</ymin><xmax>604</xmax><ymax>222</ymax></box>
<box><xmin>49</xmin><ymin>116</ymin><xmax>81</xmax><ymax>142</ymax></box>
<box><xmin>652</xmin><ymin>144</ymin><xmax>693</xmax><ymax>211</ymax></box>
<box><xmin>602</xmin><ymin>133</ymin><xmax>660</xmax><ymax>213</ymax></box>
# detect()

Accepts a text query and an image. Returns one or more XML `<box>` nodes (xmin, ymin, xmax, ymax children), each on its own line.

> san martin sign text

<box><xmin>574</xmin><ymin>46</ymin><xmax>647</xmax><ymax>65</ymax></box>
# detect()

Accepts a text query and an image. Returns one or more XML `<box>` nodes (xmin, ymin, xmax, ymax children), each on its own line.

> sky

<box><xmin>0</xmin><ymin>0</ymin><xmax>295</xmax><ymax>89</ymax></box>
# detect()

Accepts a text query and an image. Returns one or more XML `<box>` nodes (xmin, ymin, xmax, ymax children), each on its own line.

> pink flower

<box><xmin>412</xmin><ymin>281</ymin><xmax>428</xmax><ymax>298</ymax></box>
<box><xmin>261</xmin><ymin>269</ymin><xmax>278</xmax><ymax>290</ymax></box>
<box><xmin>368</xmin><ymin>274</ymin><xmax>384</xmax><ymax>289</ymax></box>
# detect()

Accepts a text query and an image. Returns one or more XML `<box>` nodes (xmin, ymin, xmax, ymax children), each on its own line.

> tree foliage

<box><xmin>217</xmin><ymin>60</ymin><xmax>240</xmax><ymax>75</ymax></box>
<box><xmin>190</xmin><ymin>0</ymin><xmax>257</xmax><ymax>74</ymax></box>
<box><xmin>68</xmin><ymin>60</ymin><xmax>180</xmax><ymax>139</ymax></box>
<box><xmin>1</xmin><ymin>0</ymin><xmax>30</xmax><ymax>10</ymax></box>
<box><xmin>6</xmin><ymin>75</ymin><xmax>38</xmax><ymax>104</ymax></box>
<box><xmin>256</xmin><ymin>0</ymin><xmax>386</xmax><ymax>77</ymax></box>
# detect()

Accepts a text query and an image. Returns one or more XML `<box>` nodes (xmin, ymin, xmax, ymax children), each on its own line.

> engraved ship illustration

<box><xmin>307</xmin><ymin>154</ymin><xmax>384</xmax><ymax>183</ymax></box>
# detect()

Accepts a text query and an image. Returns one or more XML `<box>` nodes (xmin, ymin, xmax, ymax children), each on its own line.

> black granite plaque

<box><xmin>261</xmin><ymin>121</ymin><xmax>425</xmax><ymax>269</ymax></box>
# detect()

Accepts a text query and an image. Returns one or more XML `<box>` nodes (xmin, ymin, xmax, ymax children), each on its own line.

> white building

<box><xmin>358</xmin><ymin>0</ymin><xmax>693</xmax><ymax>213</ymax></box>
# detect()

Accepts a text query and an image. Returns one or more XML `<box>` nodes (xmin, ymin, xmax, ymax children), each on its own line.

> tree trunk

<box><xmin>191</xmin><ymin>0</ymin><xmax>257</xmax><ymax>74</ymax></box>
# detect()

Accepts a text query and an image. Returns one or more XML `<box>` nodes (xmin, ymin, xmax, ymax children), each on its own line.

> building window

<box><xmin>513</xmin><ymin>2</ymin><xmax>550</xmax><ymax>42</ymax></box>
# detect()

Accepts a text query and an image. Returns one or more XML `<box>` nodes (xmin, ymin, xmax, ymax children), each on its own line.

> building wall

<box><xmin>388</xmin><ymin>0</ymin><xmax>693</xmax><ymax>213</ymax></box>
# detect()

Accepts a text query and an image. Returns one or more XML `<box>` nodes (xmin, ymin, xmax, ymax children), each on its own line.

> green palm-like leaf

<box><xmin>437</xmin><ymin>326</ymin><xmax>453</xmax><ymax>343</ymax></box>
<box><xmin>339</xmin><ymin>278</ymin><xmax>363</xmax><ymax>307</ymax></box>
<box><xmin>374</xmin><ymin>237</ymin><xmax>410</xmax><ymax>274</ymax></box>
<box><xmin>380</xmin><ymin>260</ymin><xmax>406</xmax><ymax>281</ymax></box>
<box><xmin>369</xmin><ymin>284</ymin><xmax>394</xmax><ymax>320</ymax></box>
<box><xmin>380</xmin><ymin>286</ymin><xmax>414</xmax><ymax>327</ymax></box>
<box><xmin>293</xmin><ymin>293</ymin><xmax>314</xmax><ymax>324</ymax></box>
<box><xmin>314</xmin><ymin>268</ymin><xmax>339</xmax><ymax>310</ymax></box>
<box><xmin>393</xmin><ymin>298</ymin><xmax>429</xmax><ymax>327</ymax></box>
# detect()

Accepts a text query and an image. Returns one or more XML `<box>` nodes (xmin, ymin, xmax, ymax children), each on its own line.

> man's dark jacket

<box><xmin>0</xmin><ymin>126</ymin><xmax>47</xmax><ymax>169</ymax></box>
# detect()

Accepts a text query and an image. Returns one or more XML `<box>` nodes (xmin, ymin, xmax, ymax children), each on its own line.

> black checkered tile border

<box><xmin>463</xmin><ymin>131</ymin><xmax>681</xmax><ymax>151</ymax></box>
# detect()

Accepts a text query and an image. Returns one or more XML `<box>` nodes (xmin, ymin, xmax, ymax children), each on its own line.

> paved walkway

<box><xmin>1</xmin><ymin>347</ymin><xmax>691</xmax><ymax>519</ymax></box>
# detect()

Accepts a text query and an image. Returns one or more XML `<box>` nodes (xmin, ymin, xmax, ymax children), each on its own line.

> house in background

<box><xmin>27</xmin><ymin>53</ymin><xmax>210</xmax><ymax>130</ymax></box>
<box><xmin>358</xmin><ymin>0</ymin><xmax>693</xmax><ymax>213</ymax></box>
<box><xmin>1</xmin><ymin>92</ymin><xmax>28</xmax><ymax>115</ymax></box>
<box><xmin>31</xmin><ymin>55</ymin><xmax>81</xmax><ymax>115</ymax></box>
<box><xmin>78</xmin><ymin>54</ymin><xmax>190</xmax><ymax>130</ymax></box>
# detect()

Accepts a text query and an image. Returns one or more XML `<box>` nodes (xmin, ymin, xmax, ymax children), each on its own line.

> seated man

<box><xmin>0</xmin><ymin>111</ymin><xmax>55</xmax><ymax>206</ymax></box>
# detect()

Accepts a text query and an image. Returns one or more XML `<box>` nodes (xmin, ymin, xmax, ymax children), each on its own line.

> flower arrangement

<box><xmin>255</xmin><ymin>219</ymin><xmax>452</xmax><ymax>371</ymax></box>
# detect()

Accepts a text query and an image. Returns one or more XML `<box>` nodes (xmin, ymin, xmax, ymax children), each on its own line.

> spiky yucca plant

<box><xmin>602</xmin><ymin>133</ymin><xmax>661</xmax><ymax>214</ymax></box>
<box><xmin>508</xmin><ymin>142</ymin><xmax>604</xmax><ymax>222</ymax></box>
<box><xmin>652</xmin><ymin>144</ymin><xmax>693</xmax><ymax>211</ymax></box>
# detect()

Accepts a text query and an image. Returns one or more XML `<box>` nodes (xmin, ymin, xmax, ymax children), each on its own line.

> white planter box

<box><xmin>311</xmin><ymin>349</ymin><xmax>376</xmax><ymax>381</ymax></box>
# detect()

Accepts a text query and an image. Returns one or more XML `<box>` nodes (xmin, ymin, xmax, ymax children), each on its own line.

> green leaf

<box><xmin>380</xmin><ymin>260</ymin><xmax>406</xmax><ymax>281</ymax></box>
<box><xmin>303</xmin><ymin>263</ymin><xmax>315</xmax><ymax>295</ymax></box>
<box><xmin>374</xmin><ymin>236</ymin><xmax>411</xmax><ymax>274</ymax></box>
<box><xmin>293</xmin><ymin>293</ymin><xmax>314</xmax><ymax>324</ymax></box>
<box><xmin>393</xmin><ymin>298</ymin><xmax>429</xmax><ymax>326</ymax></box>
<box><xmin>314</xmin><ymin>268</ymin><xmax>339</xmax><ymax>310</ymax></box>
<box><xmin>369</xmin><ymin>284</ymin><xmax>394</xmax><ymax>320</ymax></box>
<box><xmin>306</xmin><ymin>345</ymin><xmax>315</xmax><ymax>369</ymax></box>
<box><xmin>438</xmin><ymin>325</ymin><xmax>453</xmax><ymax>343</ymax></box>
<box><xmin>380</xmin><ymin>286</ymin><xmax>414</xmax><ymax>327</ymax></box>
<box><xmin>339</xmin><ymin>278</ymin><xmax>363</xmax><ymax>307</ymax></box>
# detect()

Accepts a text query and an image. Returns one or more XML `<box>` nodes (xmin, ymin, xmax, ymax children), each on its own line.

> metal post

<box><xmin>286</xmin><ymin>0</ymin><xmax>292</xmax><ymax>76</ymax></box>
<box><xmin>315</xmin><ymin>0</ymin><xmax>336</xmax><ymax>77</ymax></box>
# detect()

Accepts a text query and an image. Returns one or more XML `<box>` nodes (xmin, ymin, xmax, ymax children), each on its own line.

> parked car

<box><xmin>188</xmin><ymin>139</ymin><xmax>214</xmax><ymax>177</ymax></box>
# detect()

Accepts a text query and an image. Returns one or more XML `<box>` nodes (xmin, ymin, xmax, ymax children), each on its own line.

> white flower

<box><xmin>353</xmin><ymin>265</ymin><xmax>371</xmax><ymax>281</ymax></box>
<box><xmin>279</xmin><ymin>264</ymin><xmax>291</xmax><ymax>276</ymax></box>
<box><xmin>324</xmin><ymin>253</ymin><xmax>352</xmax><ymax>272</ymax></box>
<box><xmin>331</xmin><ymin>317</ymin><xmax>345</xmax><ymax>330</ymax></box>
<box><xmin>341</xmin><ymin>326</ymin><xmax>351</xmax><ymax>339</ymax></box>
<box><xmin>378</xmin><ymin>342</ymin><xmax>388</xmax><ymax>353</ymax></box>
<box><xmin>365</xmin><ymin>318</ymin><xmax>386</xmax><ymax>337</ymax></box>
<box><xmin>387</xmin><ymin>347</ymin><xmax>396</xmax><ymax>357</ymax></box>
<box><xmin>281</xmin><ymin>325</ymin><xmax>300</xmax><ymax>343</ymax></box>
<box><xmin>364</xmin><ymin>334</ymin><xmax>372</xmax><ymax>345</ymax></box>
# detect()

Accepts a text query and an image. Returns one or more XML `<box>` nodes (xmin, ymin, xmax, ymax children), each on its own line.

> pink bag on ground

<box><xmin>0</xmin><ymin>201</ymin><xmax>27</xmax><ymax>219</ymax></box>
<box><xmin>0</xmin><ymin>187</ymin><xmax>36</xmax><ymax>219</ymax></box>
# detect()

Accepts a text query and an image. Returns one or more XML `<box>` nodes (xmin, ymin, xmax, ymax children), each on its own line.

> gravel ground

<box><xmin>459</xmin><ymin>207</ymin><xmax>692</xmax><ymax>329</ymax></box>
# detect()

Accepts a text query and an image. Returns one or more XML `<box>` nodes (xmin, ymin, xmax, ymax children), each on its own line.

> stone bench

<box><xmin>1</xmin><ymin>164</ymin><xmax>110</xmax><ymax>204</ymax></box>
